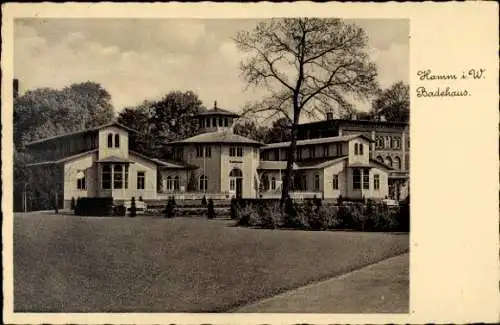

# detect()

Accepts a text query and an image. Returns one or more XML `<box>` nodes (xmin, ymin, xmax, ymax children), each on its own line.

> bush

<box><xmin>74</xmin><ymin>197</ymin><xmax>113</xmax><ymax>216</ymax></box>
<box><xmin>283</xmin><ymin>198</ymin><xmax>306</xmax><ymax>229</ymax></box>
<box><xmin>70</xmin><ymin>197</ymin><xmax>76</xmax><ymax>210</ymax></box>
<box><xmin>207</xmin><ymin>198</ymin><xmax>216</xmax><ymax>219</ymax></box>
<box><xmin>237</xmin><ymin>204</ymin><xmax>259</xmax><ymax>227</ymax></box>
<box><xmin>259</xmin><ymin>202</ymin><xmax>283</xmax><ymax>229</ymax></box>
<box><xmin>113</xmin><ymin>205</ymin><xmax>126</xmax><ymax>216</ymax></box>
<box><xmin>130</xmin><ymin>197</ymin><xmax>137</xmax><ymax>218</ymax></box>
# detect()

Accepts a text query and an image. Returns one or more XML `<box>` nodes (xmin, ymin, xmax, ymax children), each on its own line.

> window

<box><xmin>359</xmin><ymin>143</ymin><xmax>364</xmax><ymax>155</ymax></box>
<box><xmin>354</xmin><ymin>143</ymin><xmax>359</xmax><ymax>155</ymax></box>
<box><xmin>323</xmin><ymin>145</ymin><xmax>329</xmax><ymax>157</ymax></box>
<box><xmin>262</xmin><ymin>151</ymin><xmax>270</xmax><ymax>160</ymax></box>
<box><xmin>310</xmin><ymin>146</ymin><xmax>316</xmax><ymax>158</ymax></box>
<box><xmin>332</xmin><ymin>174</ymin><xmax>339</xmax><ymax>190</ymax></box>
<box><xmin>174</xmin><ymin>176</ymin><xmax>180</xmax><ymax>190</ymax></box>
<box><xmin>230</xmin><ymin>147</ymin><xmax>243</xmax><ymax>157</ymax></box>
<box><xmin>174</xmin><ymin>148</ymin><xmax>184</xmax><ymax>161</ymax></box>
<box><xmin>374</xmin><ymin>174</ymin><xmax>380</xmax><ymax>190</ymax></box>
<box><xmin>137</xmin><ymin>171</ymin><xmax>145</xmax><ymax>190</ymax></box>
<box><xmin>377</xmin><ymin>156</ymin><xmax>384</xmax><ymax>163</ymax></box>
<box><xmin>393</xmin><ymin>137</ymin><xmax>401</xmax><ymax>150</ymax></box>
<box><xmin>314</xmin><ymin>174</ymin><xmax>320</xmax><ymax>191</ymax></box>
<box><xmin>77</xmin><ymin>170</ymin><xmax>86</xmax><ymax>190</ymax></box>
<box><xmin>394</xmin><ymin>156</ymin><xmax>401</xmax><ymax>170</ymax></box>
<box><xmin>107</xmin><ymin>133</ymin><xmax>113</xmax><ymax>148</ymax></box>
<box><xmin>271</xmin><ymin>177</ymin><xmax>276</xmax><ymax>190</ymax></box>
<box><xmin>166</xmin><ymin>176</ymin><xmax>173</xmax><ymax>191</ymax></box>
<box><xmin>196</xmin><ymin>146</ymin><xmax>203</xmax><ymax>157</ymax></box>
<box><xmin>114</xmin><ymin>165</ymin><xmax>123</xmax><ymax>189</ymax></box>
<box><xmin>385</xmin><ymin>156</ymin><xmax>393</xmax><ymax>167</ymax></box>
<box><xmin>336</xmin><ymin>143</ymin><xmax>342</xmax><ymax>156</ymax></box>
<box><xmin>375</xmin><ymin>136</ymin><xmax>384</xmax><ymax>149</ymax></box>
<box><xmin>114</xmin><ymin>134</ymin><xmax>120</xmax><ymax>148</ymax></box>
<box><xmin>207</xmin><ymin>118</ymin><xmax>211</xmax><ymax>128</ymax></box>
<box><xmin>261</xmin><ymin>175</ymin><xmax>269</xmax><ymax>191</ymax></box>
<box><xmin>224</xmin><ymin>118</ymin><xmax>228</xmax><ymax>127</ymax></box>
<box><xmin>273</xmin><ymin>149</ymin><xmax>280</xmax><ymax>160</ymax></box>
<box><xmin>219</xmin><ymin>118</ymin><xmax>223</xmax><ymax>127</ymax></box>
<box><xmin>229</xmin><ymin>147</ymin><xmax>236</xmax><ymax>157</ymax></box>
<box><xmin>297</xmin><ymin>148</ymin><xmax>303</xmax><ymax>160</ymax></box>
<box><xmin>102</xmin><ymin>165</ymin><xmax>112</xmax><ymax>189</ymax></box>
<box><xmin>353</xmin><ymin>168</ymin><xmax>361</xmax><ymax>190</ymax></box>
<box><xmin>282</xmin><ymin>150</ymin><xmax>288</xmax><ymax>161</ymax></box>
<box><xmin>205</xmin><ymin>146</ymin><xmax>211</xmax><ymax>158</ymax></box>
<box><xmin>363</xmin><ymin>168</ymin><xmax>369</xmax><ymax>189</ymax></box>
<box><xmin>199</xmin><ymin>175</ymin><xmax>208</xmax><ymax>191</ymax></box>
<box><xmin>230</xmin><ymin>178</ymin><xmax>236</xmax><ymax>191</ymax></box>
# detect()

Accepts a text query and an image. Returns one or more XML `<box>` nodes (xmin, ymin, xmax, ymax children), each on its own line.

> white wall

<box><xmin>63</xmin><ymin>152</ymin><xmax>98</xmax><ymax>206</ymax></box>
<box><xmin>98</xmin><ymin>126</ymin><xmax>129</xmax><ymax>160</ymax></box>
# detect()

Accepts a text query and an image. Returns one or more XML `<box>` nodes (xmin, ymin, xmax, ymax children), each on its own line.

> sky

<box><xmin>14</xmin><ymin>18</ymin><xmax>408</xmax><ymax>115</ymax></box>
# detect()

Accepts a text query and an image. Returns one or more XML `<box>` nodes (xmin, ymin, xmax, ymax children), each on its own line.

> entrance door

<box><xmin>235</xmin><ymin>178</ymin><xmax>243</xmax><ymax>198</ymax></box>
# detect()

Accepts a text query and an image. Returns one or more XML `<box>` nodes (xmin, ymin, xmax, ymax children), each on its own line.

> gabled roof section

<box><xmin>26</xmin><ymin>149</ymin><xmax>98</xmax><ymax>167</ymax></box>
<box><xmin>262</xmin><ymin>134</ymin><xmax>373</xmax><ymax>150</ymax></box>
<box><xmin>195</xmin><ymin>107</ymin><xmax>240</xmax><ymax>117</ymax></box>
<box><xmin>350</xmin><ymin>159</ymin><xmax>394</xmax><ymax>170</ymax></box>
<box><xmin>167</xmin><ymin>131</ymin><xmax>263</xmax><ymax>146</ymax></box>
<box><xmin>295</xmin><ymin>156</ymin><xmax>348</xmax><ymax>170</ymax></box>
<box><xmin>24</xmin><ymin>121</ymin><xmax>138</xmax><ymax>147</ymax></box>
<box><xmin>130</xmin><ymin>151</ymin><xmax>197</xmax><ymax>169</ymax></box>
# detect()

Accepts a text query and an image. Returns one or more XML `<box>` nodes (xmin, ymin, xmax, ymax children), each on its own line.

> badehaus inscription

<box><xmin>416</xmin><ymin>68</ymin><xmax>487</xmax><ymax>98</ymax></box>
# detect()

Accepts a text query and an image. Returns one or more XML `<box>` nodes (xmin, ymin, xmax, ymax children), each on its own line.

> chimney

<box><xmin>13</xmin><ymin>79</ymin><xmax>19</xmax><ymax>99</ymax></box>
<box><xmin>326</xmin><ymin>112</ymin><xmax>333</xmax><ymax>120</ymax></box>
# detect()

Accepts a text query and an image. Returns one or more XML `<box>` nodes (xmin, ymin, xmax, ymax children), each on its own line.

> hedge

<box><xmin>75</xmin><ymin>197</ymin><xmax>114</xmax><ymax>216</ymax></box>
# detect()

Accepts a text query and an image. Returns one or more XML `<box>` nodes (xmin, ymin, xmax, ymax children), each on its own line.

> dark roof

<box><xmin>26</xmin><ymin>149</ymin><xmax>98</xmax><ymax>167</ymax></box>
<box><xmin>263</xmin><ymin>134</ymin><xmax>373</xmax><ymax>150</ymax></box>
<box><xmin>258</xmin><ymin>156</ymin><xmax>348</xmax><ymax>170</ymax></box>
<box><xmin>24</xmin><ymin>122</ymin><xmax>138</xmax><ymax>146</ymax></box>
<box><xmin>130</xmin><ymin>151</ymin><xmax>197</xmax><ymax>169</ymax></box>
<box><xmin>195</xmin><ymin>107</ymin><xmax>240</xmax><ymax>117</ymax></box>
<box><xmin>168</xmin><ymin>131</ymin><xmax>263</xmax><ymax>146</ymax></box>
<box><xmin>299</xmin><ymin>118</ymin><xmax>408</xmax><ymax>128</ymax></box>
<box><xmin>350</xmin><ymin>159</ymin><xmax>394</xmax><ymax>170</ymax></box>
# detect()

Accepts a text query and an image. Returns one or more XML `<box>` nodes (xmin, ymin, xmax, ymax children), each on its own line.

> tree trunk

<box><xmin>281</xmin><ymin>108</ymin><xmax>300</xmax><ymax>204</ymax></box>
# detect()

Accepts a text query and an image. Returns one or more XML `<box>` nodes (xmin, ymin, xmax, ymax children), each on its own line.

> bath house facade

<box><xmin>24</xmin><ymin>105</ymin><xmax>394</xmax><ymax>209</ymax></box>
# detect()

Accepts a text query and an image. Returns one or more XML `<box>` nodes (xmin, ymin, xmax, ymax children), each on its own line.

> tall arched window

<box><xmin>393</xmin><ymin>156</ymin><xmax>401</xmax><ymax>170</ymax></box>
<box><xmin>261</xmin><ymin>175</ymin><xmax>269</xmax><ymax>191</ymax></box>
<box><xmin>354</xmin><ymin>143</ymin><xmax>359</xmax><ymax>155</ymax></box>
<box><xmin>359</xmin><ymin>143</ymin><xmax>364</xmax><ymax>155</ymax></box>
<box><xmin>114</xmin><ymin>134</ymin><xmax>120</xmax><ymax>148</ymax></box>
<box><xmin>314</xmin><ymin>174</ymin><xmax>320</xmax><ymax>191</ymax></box>
<box><xmin>166</xmin><ymin>176</ymin><xmax>173</xmax><ymax>191</ymax></box>
<box><xmin>271</xmin><ymin>177</ymin><xmax>276</xmax><ymax>190</ymax></box>
<box><xmin>107</xmin><ymin>133</ymin><xmax>113</xmax><ymax>148</ymax></box>
<box><xmin>174</xmin><ymin>176</ymin><xmax>180</xmax><ymax>190</ymax></box>
<box><xmin>199</xmin><ymin>175</ymin><xmax>208</xmax><ymax>191</ymax></box>
<box><xmin>385</xmin><ymin>156</ymin><xmax>393</xmax><ymax>167</ymax></box>
<box><xmin>229</xmin><ymin>168</ymin><xmax>243</xmax><ymax>177</ymax></box>
<box><xmin>332</xmin><ymin>174</ymin><xmax>339</xmax><ymax>190</ymax></box>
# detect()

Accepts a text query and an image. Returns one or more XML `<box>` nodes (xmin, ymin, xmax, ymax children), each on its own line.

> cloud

<box><xmin>14</xmin><ymin>18</ymin><xmax>408</xmax><ymax>115</ymax></box>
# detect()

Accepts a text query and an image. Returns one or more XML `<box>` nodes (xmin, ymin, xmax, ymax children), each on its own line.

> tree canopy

<box><xmin>234</xmin><ymin>18</ymin><xmax>379</xmax><ymax>200</ymax></box>
<box><xmin>118</xmin><ymin>90</ymin><xmax>206</xmax><ymax>158</ymax></box>
<box><xmin>372</xmin><ymin>81</ymin><xmax>409</xmax><ymax>123</ymax></box>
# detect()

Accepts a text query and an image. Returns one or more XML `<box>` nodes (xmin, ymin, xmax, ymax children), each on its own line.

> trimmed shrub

<box><xmin>283</xmin><ymin>198</ymin><xmax>306</xmax><ymax>229</ymax></box>
<box><xmin>207</xmin><ymin>198</ymin><xmax>216</xmax><ymax>219</ymax></box>
<box><xmin>70</xmin><ymin>197</ymin><xmax>76</xmax><ymax>210</ymax></box>
<box><xmin>237</xmin><ymin>204</ymin><xmax>258</xmax><ymax>226</ymax></box>
<box><xmin>259</xmin><ymin>202</ymin><xmax>282</xmax><ymax>229</ymax></box>
<box><xmin>74</xmin><ymin>197</ymin><xmax>113</xmax><ymax>216</ymax></box>
<box><xmin>130</xmin><ymin>197</ymin><xmax>137</xmax><ymax>218</ymax></box>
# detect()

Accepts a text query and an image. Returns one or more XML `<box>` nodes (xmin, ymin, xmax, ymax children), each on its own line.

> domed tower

<box><xmin>196</xmin><ymin>101</ymin><xmax>240</xmax><ymax>133</ymax></box>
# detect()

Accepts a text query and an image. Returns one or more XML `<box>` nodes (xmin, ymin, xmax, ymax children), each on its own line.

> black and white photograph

<box><xmin>10</xmin><ymin>16</ymin><xmax>411</xmax><ymax>314</ymax></box>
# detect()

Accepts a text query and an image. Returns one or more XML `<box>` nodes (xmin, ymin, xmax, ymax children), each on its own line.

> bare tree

<box><xmin>234</xmin><ymin>18</ymin><xmax>379</xmax><ymax>201</ymax></box>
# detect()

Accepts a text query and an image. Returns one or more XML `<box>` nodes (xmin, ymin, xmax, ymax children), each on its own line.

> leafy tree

<box><xmin>263</xmin><ymin>117</ymin><xmax>292</xmax><ymax>143</ymax></box>
<box><xmin>233</xmin><ymin>119</ymin><xmax>267</xmax><ymax>142</ymax></box>
<box><xmin>118</xmin><ymin>90</ymin><xmax>206</xmax><ymax>158</ymax></box>
<box><xmin>234</xmin><ymin>18</ymin><xmax>378</xmax><ymax>201</ymax></box>
<box><xmin>372</xmin><ymin>81</ymin><xmax>409</xmax><ymax>122</ymax></box>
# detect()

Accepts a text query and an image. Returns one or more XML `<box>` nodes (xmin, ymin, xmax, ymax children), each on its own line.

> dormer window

<box><xmin>354</xmin><ymin>143</ymin><xmax>359</xmax><ymax>155</ymax></box>
<box><xmin>107</xmin><ymin>133</ymin><xmax>113</xmax><ymax>148</ymax></box>
<box><xmin>359</xmin><ymin>143</ymin><xmax>364</xmax><ymax>155</ymax></box>
<box><xmin>114</xmin><ymin>134</ymin><xmax>120</xmax><ymax>148</ymax></box>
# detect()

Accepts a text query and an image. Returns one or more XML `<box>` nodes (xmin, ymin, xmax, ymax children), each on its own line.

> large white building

<box><xmin>24</xmin><ymin>105</ymin><xmax>393</xmax><ymax>209</ymax></box>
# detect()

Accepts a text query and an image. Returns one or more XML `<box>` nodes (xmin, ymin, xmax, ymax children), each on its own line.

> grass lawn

<box><xmin>13</xmin><ymin>213</ymin><xmax>409</xmax><ymax>313</ymax></box>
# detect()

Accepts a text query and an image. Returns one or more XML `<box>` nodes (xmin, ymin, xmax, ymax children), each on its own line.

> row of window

<box><xmin>352</xmin><ymin>168</ymin><xmax>380</xmax><ymax>190</ymax></box>
<box><xmin>195</xmin><ymin>146</ymin><xmax>244</xmax><ymax>158</ymax></box>
<box><xmin>97</xmin><ymin>164</ymin><xmax>145</xmax><ymax>190</ymax></box>
<box><xmin>376</xmin><ymin>155</ymin><xmax>402</xmax><ymax>170</ymax></box>
<box><xmin>375</xmin><ymin>136</ymin><xmax>402</xmax><ymax>150</ymax></box>
<box><xmin>200</xmin><ymin>117</ymin><xmax>230</xmax><ymax>128</ymax></box>
<box><xmin>262</xmin><ymin>143</ymin><xmax>343</xmax><ymax>161</ymax></box>
<box><xmin>107</xmin><ymin>133</ymin><xmax>121</xmax><ymax>148</ymax></box>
